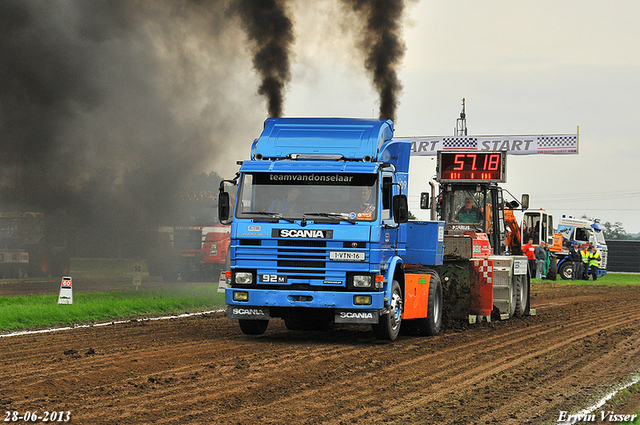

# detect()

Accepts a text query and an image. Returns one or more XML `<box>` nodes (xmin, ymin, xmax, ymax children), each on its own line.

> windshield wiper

<box><xmin>245</xmin><ymin>211</ymin><xmax>295</xmax><ymax>223</ymax></box>
<box><xmin>303</xmin><ymin>212</ymin><xmax>356</xmax><ymax>224</ymax></box>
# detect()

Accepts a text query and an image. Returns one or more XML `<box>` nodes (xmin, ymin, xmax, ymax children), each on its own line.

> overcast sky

<box><xmin>214</xmin><ymin>0</ymin><xmax>640</xmax><ymax>233</ymax></box>
<box><xmin>198</xmin><ymin>0</ymin><xmax>640</xmax><ymax>233</ymax></box>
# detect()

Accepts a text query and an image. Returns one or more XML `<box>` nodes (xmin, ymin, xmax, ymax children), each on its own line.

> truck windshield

<box><xmin>236</xmin><ymin>172</ymin><xmax>378</xmax><ymax>221</ymax></box>
<box><xmin>441</xmin><ymin>190</ymin><xmax>486</xmax><ymax>227</ymax></box>
<box><xmin>594</xmin><ymin>228</ymin><xmax>606</xmax><ymax>244</ymax></box>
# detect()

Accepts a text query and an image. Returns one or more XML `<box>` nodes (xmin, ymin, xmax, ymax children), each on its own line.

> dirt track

<box><xmin>2</xmin><ymin>280</ymin><xmax>640</xmax><ymax>424</ymax></box>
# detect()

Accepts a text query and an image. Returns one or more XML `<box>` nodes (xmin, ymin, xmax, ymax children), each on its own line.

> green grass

<box><xmin>70</xmin><ymin>258</ymin><xmax>151</xmax><ymax>277</ymax></box>
<box><xmin>0</xmin><ymin>285</ymin><xmax>226</xmax><ymax>332</ymax></box>
<box><xmin>533</xmin><ymin>272</ymin><xmax>640</xmax><ymax>286</ymax></box>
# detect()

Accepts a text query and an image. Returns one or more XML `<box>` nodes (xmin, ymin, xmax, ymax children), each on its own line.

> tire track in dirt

<box><xmin>2</xmin><ymin>285</ymin><xmax>639</xmax><ymax>424</ymax></box>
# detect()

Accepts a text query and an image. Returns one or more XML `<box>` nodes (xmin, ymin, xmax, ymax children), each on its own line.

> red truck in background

<box><xmin>148</xmin><ymin>191</ymin><xmax>230</xmax><ymax>282</ymax></box>
<box><xmin>0</xmin><ymin>211</ymin><xmax>70</xmax><ymax>279</ymax></box>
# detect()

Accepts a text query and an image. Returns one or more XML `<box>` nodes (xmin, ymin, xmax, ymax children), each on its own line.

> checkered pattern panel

<box><xmin>471</xmin><ymin>259</ymin><xmax>494</xmax><ymax>283</ymax></box>
<box><xmin>442</xmin><ymin>137</ymin><xmax>478</xmax><ymax>149</ymax></box>
<box><xmin>537</xmin><ymin>135</ymin><xmax>578</xmax><ymax>147</ymax></box>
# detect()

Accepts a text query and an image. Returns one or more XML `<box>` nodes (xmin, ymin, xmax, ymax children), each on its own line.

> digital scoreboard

<box><xmin>437</xmin><ymin>152</ymin><xmax>506</xmax><ymax>183</ymax></box>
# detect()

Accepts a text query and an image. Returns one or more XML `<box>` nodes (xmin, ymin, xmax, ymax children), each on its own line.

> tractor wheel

<box><xmin>372</xmin><ymin>280</ymin><xmax>403</xmax><ymax>341</ymax></box>
<box><xmin>238</xmin><ymin>319</ymin><xmax>269</xmax><ymax>335</ymax></box>
<box><xmin>507</xmin><ymin>272</ymin><xmax>517</xmax><ymax>318</ymax></box>
<box><xmin>514</xmin><ymin>274</ymin><xmax>529</xmax><ymax>317</ymax></box>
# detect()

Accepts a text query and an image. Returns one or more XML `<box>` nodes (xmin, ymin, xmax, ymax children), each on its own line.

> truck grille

<box><xmin>235</xmin><ymin>238</ymin><xmax>367</xmax><ymax>284</ymax></box>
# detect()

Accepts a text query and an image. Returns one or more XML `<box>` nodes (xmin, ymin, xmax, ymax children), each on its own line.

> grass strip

<box><xmin>532</xmin><ymin>273</ymin><xmax>640</xmax><ymax>286</ymax></box>
<box><xmin>0</xmin><ymin>285</ymin><xmax>226</xmax><ymax>332</ymax></box>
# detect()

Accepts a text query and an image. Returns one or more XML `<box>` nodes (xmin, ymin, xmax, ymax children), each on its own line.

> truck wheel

<box><xmin>239</xmin><ymin>319</ymin><xmax>269</xmax><ymax>335</ymax></box>
<box><xmin>558</xmin><ymin>261</ymin><xmax>572</xmax><ymax>280</ymax></box>
<box><xmin>514</xmin><ymin>274</ymin><xmax>529</xmax><ymax>317</ymax></box>
<box><xmin>419</xmin><ymin>272</ymin><xmax>443</xmax><ymax>336</ymax></box>
<box><xmin>372</xmin><ymin>280</ymin><xmax>403</xmax><ymax>341</ymax></box>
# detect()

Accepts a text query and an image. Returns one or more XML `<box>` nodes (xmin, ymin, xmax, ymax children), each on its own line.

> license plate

<box><xmin>330</xmin><ymin>251</ymin><xmax>365</xmax><ymax>261</ymax></box>
<box><xmin>259</xmin><ymin>274</ymin><xmax>288</xmax><ymax>283</ymax></box>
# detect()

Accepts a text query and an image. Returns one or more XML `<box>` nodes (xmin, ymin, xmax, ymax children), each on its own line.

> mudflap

<box><xmin>227</xmin><ymin>306</ymin><xmax>270</xmax><ymax>320</ymax></box>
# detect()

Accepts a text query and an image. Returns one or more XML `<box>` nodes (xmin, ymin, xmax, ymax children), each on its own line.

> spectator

<box><xmin>580</xmin><ymin>245</ymin><xmax>590</xmax><ymax>280</ymax></box>
<box><xmin>535</xmin><ymin>242</ymin><xmax>546</xmax><ymax>279</ymax></box>
<box><xmin>568</xmin><ymin>242</ymin><xmax>582</xmax><ymax>281</ymax></box>
<box><xmin>589</xmin><ymin>246</ymin><xmax>601</xmax><ymax>281</ymax></box>
<box><xmin>522</xmin><ymin>238</ymin><xmax>536</xmax><ymax>278</ymax></box>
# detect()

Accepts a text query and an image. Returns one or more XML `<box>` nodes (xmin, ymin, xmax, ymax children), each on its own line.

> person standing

<box><xmin>534</xmin><ymin>242</ymin><xmax>546</xmax><ymax>279</ymax></box>
<box><xmin>580</xmin><ymin>245</ymin><xmax>590</xmax><ymax>280</ymax></box>
<box><xmin>523</xmin><ymin>238</ymin><xmax>536</xmax><ymax>279</ymax></box>
<box><xmin>589</xmin><ymin>246</ymin><xmax>601</xmax><ymax>281</ymax></box>
<box><xmin>568</xmin><ymin>242</ymin><xmax>582</xmax><ymax>280</ymax></box>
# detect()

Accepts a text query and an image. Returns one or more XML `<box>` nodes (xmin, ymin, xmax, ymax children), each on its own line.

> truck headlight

<box><xmin>210</xmin><ymin>243</ymin><xmax>218</xmax><ymax>256</ymax></box>
<box><xmin>234</xmin><ymin>271</ymin><xmax>254</xmax><ymax>285</ymax></box>
<box><xmin>352</xmin><ymin>275</ymin><xmax>372</xmax><ymax>288</ymax></box>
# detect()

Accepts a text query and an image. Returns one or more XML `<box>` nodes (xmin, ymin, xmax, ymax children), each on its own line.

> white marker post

<box><xmin>217</xmin><ymin>270</ymin><xmax>227</xmax><ymax>293</ymax></box>
<box><xmin>133</xmin><ymin>261</ymin><xmax>142</xmax><ymax>290</ymax></box>
<box><xmin>57</xmin><ymin>276</ymin><xmax>73</xmax><ymax>304</ymax></box>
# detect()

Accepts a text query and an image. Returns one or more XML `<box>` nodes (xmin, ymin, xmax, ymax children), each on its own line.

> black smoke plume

<box><xmin>341</xmin><ymin>0</ymin><xmax>407</xmax><ymax>122</ymax></box>
<box><xmin>234</xmin><ymin>0</ymin><xmax>294</xmax><ymax>118</ymax></box>
<box><xmin>0</xmin><ymin>0</ymin><xmax>258</xmax><ymax>257</ymax></box>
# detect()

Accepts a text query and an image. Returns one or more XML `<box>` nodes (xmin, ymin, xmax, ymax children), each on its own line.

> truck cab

<box><xmin>218</xmin><ymin>118</ymin><xmax>423</xmax><ymax>340</ymax></box>
<box><xmin>554</xmin><ymin>215</ymin><xmax>608</xmax><ymax>279</ymax></box>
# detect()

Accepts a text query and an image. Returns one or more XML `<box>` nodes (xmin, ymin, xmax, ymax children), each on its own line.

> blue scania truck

<box><xmin>218</xmin><ymin>117</ymin><xmax>530</xmax><ymax>340</ymax></box>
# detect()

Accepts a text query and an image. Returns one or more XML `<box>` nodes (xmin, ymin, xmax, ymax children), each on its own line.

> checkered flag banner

<box><xmin>398</xmin><ymin>133</ymin><xmax>579</xmax><ymax>156</ymax></box>
<box><xmin>442</xmin><ymin>137</ymin><xmax>478</xmax><ymax>150</ymax></box>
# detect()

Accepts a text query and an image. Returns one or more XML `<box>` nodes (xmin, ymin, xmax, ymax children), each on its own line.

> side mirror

<box><xmin>521</xmin><ymin>194</ymin><xmax>530</xmax><ymax>210</ymax></box>
<box><xmin>420</xmin><ymin>192</ymin><xmax>430</xmax><ymax>209</ymax></box>
<box><xmin>218</xmin><ymin>191</ymin><xmax>230</xmax><ymax>223</ymax></box>
<box><xmin>393</xmin><ymin>194</ymin><xmax>409</xmax><ymax>223</ymax></box>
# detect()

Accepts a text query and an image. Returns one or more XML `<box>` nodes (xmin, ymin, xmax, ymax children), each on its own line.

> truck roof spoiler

<box><xmin>252</xmin><ymin>117</ymin><xmax>394</xmax><ymax>162</ymax></box>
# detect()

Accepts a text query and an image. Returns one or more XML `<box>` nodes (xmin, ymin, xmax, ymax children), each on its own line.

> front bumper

<box><xmin>225</xmin><ymin>287</ymin><xmax>384</xmax><ymax>310</ymax></box>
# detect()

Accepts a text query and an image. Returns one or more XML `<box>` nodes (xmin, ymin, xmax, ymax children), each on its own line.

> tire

<box><xmin>509</xmin><ymin>273</ymin><xmax>517</xmax><ymax>318</ymax></box>
<box><xmin>546</xmin><ymin>256</ymin><xmax>558</xmax><ymax>281</ymax></box>
<box><xmin>239</xmin><ymin>319</ymin><xmax>269</xmax><ymax>335</ymax></box>
<box><xmin>27</xmin><ymin>245</ymin><xmax>50</xmax><ymax>277</ymax></box>
<box><xmin>418</xmin><ymin>272</ymin><xmax>443</xmax><ymax>336</ymax></box>
<box><xmin>514</xmin><ymin>274</ymin><xmax>529</xmax><ymax>317</ymax></box>
<box><xmin>558</xmin><ymin>261</ymin><xmax>572</xmax><ymax>280</ymax></box>
<box><xmin>372</xmin><ymin>280</ymin><xmax>403</xmax><ymax>341</ymax></box>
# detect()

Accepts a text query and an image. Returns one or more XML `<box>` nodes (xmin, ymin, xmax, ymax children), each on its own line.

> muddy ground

<box><xmin>1</xmin><ymin>277</ymin><xmax>640</xmax><ymax>424</ymax></box>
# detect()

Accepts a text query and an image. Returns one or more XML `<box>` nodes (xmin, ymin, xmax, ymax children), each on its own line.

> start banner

<box><xmin>396</xmin><ymin>134</ymin><xmax>579</xmax><ymax>156</ymax></box>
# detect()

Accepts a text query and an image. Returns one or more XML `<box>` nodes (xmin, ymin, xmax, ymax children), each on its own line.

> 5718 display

<box><xmin>437</xmin><ymin>151</ymin><xmax>506</xmax><ymax>183</ymax></box>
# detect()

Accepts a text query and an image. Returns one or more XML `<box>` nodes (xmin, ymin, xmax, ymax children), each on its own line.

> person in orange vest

<box><xmin>588</xmin><ymin>246</ymin><xmax>601</xmax><ymax>281</ymax></box>
<box><xmin>580</xmin><ymin>244</ymin><xmax>590</xmax><ymax>280</ymax></box>
<box><xmin>522</xmin><ymin>238</ymin><xmax>536</xmax><ymax>278</ymax></box>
